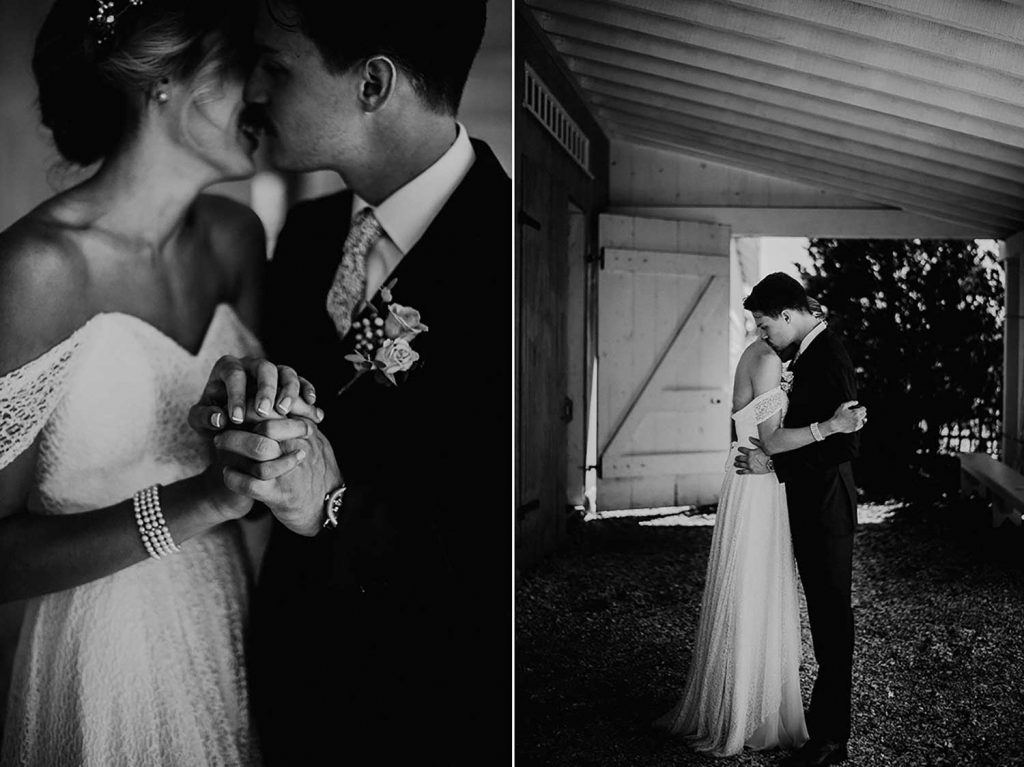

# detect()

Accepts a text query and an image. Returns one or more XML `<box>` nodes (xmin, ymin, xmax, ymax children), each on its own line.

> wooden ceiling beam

<box><xmin>580</xmin><ymin>0</ymin><xmax>1024</xmax><ymax>97</ymax></box>
<box><xmin>610</xmin><ymin>141</ymin><xmax>889</xmax><ymax>209</ymax></box>
<box><xmin>553</xmin><ymin>39</ymin><xmax>1024</xmax><ymax>174</ymax></box>
<box><xmin>601</xmin><ymin>107</ymin><xmax>1022</xmax><ymax>225</ymax></box>
<box><xmin>540</xmin><ymin>21</ymin><xmax>1024</xmax><ymax>151</ymax></box>
<box><xmin>606</xmin><ymin>120</ymin><xmax>1018</xmax><ymax>233</ymax></box>
<box><xmin>710</xmin><ymin>0</ymin><xmax>1024</xmax><ymax>76</ymax></box>
<box><xmin>533</xmin><ymin>8</ymin><xmax>1024</xmax><ymax>148</ymax></box>
<box><xmin>582</xmin><ymin>73</ymin><xmax>1024</xmax><ymax>200</ymax></box>
<box><xmin>606</xmin><ymin>202</ymin><xmax>994</xmax><ymax>239</ymax></box>
<box><xmin>851</xmin><ymin>0</ymin><xmax>1024</xmax><ymax>44</ymax></box>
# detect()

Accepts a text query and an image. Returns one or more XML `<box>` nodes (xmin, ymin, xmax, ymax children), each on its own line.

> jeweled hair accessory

<box><xmin>89</xmin><ymin>0</ymin><xmax>144</xmax><ymax>45</ymax></box>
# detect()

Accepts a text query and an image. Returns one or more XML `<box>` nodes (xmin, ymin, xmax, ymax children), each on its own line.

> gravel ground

<box><xmin>516</xmin><ymin>499</ymin><xmax>1024</xmax><ymax>767</ymax></box>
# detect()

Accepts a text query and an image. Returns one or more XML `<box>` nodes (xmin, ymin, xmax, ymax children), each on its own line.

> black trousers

<box><xmin>786</xmin><ymin>462</ymin><xmax>856</xmax><ymax>744</ymax></box>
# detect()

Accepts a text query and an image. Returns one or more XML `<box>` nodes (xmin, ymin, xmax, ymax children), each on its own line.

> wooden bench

<box><xmin>958</xmin><ymin>452</ymin><xmax>1024</xmax><ymax>527</ymax></box>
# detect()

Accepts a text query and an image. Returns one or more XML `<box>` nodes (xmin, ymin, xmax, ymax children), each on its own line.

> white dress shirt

<box><xmin>795</xmin><ymin>320</ymin><xmax>827</xmax><ymax>362</ymax></box>
<box><xmin>351</xmin><ymin>123</ymin><xmax>476</xmax><ymax>302</ymax></box>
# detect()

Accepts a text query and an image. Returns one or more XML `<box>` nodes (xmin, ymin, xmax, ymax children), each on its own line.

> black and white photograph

<box><xmin>515</xmin><ymin>2</ymin><xmax>1024</xmax><ymax>766</ymax></box>
<box><xmin>0</xmin><ymin>0</ymin><xmax>511</xmax><ymax>764</ymax></box>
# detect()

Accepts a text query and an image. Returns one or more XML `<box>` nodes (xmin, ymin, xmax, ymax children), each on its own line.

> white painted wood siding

<box><xmin>598</xmin><ymin>214</ymin><xmax>732</xmax><ymax>510</ymax></box>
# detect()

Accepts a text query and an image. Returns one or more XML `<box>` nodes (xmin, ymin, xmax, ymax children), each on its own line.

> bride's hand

<box><xmin>188</xmin><ymin>355</ymin><xmax>324</xmax><ymax>435</ymax></box>
<box><xmin>203</xmin><ymin>416</ymin><xmax>314</xmax><ymax>523</ymax></box>
<box><xmin>828</xmin><ymin>401</ymin><xmax>867</xmax><ymax>434</ymax></box>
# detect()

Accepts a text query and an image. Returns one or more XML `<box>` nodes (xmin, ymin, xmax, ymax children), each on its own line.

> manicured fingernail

<box><xmin>210</xmin><ymin>412</ymin><xmax>223</xmax><ymax>429</ymax></box>
<box><xmin>315</xmin><ymin>408</ymin><xmax>325</xmax><ymax>422</ymax></box>
<box><xmin>256</xmin><ymin>398</ymin><xmax>271</xmax><ymax>416</ymax></box>
<box><xmin>296</xmin><ymin>449</ymin><xmax>307</xmax><ymax>462</ymax></box>
<box><xmin>277</xmin><ymin>397</ymin><xmax>292</xmax><ymax>414</ymax></box>
<box><xmin>231</xmin><ymin>407</ymin><xmax>244</xmax><ymax>424</ymax></box>
<box><xmin>307</xmin><ymin>390</ymin><xmax>317</xmax><ymax>404</ymax></box>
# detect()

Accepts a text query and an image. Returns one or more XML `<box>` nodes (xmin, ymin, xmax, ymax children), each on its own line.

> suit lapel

<box><xmin>327</xmin><ymin>141</ymin><xmax>507</xmax><ymax>396</ymax></box>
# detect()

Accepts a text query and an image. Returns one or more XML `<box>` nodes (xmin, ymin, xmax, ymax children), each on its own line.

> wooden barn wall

<box><xmin>515</xmin><ymin>3</ymin><xmax>608</xmax><ymax>571</ymax></box>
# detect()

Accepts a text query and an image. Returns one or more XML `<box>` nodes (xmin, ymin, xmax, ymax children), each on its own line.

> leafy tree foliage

<box><xmin>798</xmin><ymin>239</ymin><xmax>1004</xmax><ymax>498</ymax></box>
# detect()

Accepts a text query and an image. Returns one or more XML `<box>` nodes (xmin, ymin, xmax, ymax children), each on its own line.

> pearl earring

<box><xmin>155</xmin><ymin>90</ymin><xmax>169</xmax><ymax>104</ymax></box>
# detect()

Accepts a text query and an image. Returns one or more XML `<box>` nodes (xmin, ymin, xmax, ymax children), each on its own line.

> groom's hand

<box><xmin>188</xmin><ymin>355</ymin><xmax>323</xmax><ymax>434</ymax></box>
<box><xmin>214</xmin><ymin>417</ymin><xmax>342</xmax><ymax>537</ymax></box>
<box><xmin>734</xmin><ymin>441</ymin><xmax>773</xmax><ymax>475</ymax></box>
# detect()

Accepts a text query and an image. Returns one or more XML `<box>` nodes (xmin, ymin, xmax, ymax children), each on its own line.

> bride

<box><xmin>0</xmin><ymin>0</ymin><xmax>316</xmax><ymax>764</ymax></box>
<box><xmin>656</xmin><ymin>326</ymin><xmax>866</xmax><ymax>756</ymax></box>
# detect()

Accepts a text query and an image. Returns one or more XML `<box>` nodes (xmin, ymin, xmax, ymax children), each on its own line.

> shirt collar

<box><xmin>351</xmin><ymin>123</ymin><xmax>475</xmax><ymax>254</ymax></box>
<box><xmin>796</xmin><ymin>320</ymin><xmax>827</xmax><ymax>361</ymax></box>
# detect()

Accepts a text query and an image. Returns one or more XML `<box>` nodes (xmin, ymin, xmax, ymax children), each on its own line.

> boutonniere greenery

<box><xmin>340</xmin><ymin>279</ymin><xmax>428</xmax><ymax>394</ymax></box>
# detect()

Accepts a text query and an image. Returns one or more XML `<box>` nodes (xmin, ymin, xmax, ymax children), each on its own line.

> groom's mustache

<box><xmin>240</xmin><ymin>105</ymin><xmax>276</xmax><ymax>137</ymax></box>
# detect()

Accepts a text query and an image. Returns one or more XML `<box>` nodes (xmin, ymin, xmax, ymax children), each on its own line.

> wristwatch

<box><xmin>323</xmin><ymin>484</ymin><xmax>347</xmax><ymax>529</ymax></box>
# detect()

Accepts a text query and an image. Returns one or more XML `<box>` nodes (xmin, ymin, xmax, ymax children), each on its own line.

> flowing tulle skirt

<box><xmin>1</xmin><ymin>523</ymin><xmax>260</xmax><ymax>767</ymax></box>
<box><xmin>656</xmin><ymin>446</ymin><xmax>808</xmax><ymax>756</ymax></box>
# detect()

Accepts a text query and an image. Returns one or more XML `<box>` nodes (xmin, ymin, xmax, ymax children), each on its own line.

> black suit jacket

<box><xmin>252</xmin><ymin>139</ymin><xmax>510</xmax><ymax>762</ymax></box>
<box><xmin>772</xmin><ymin>327</ymin><xmax>859</xmax><ymax>485</ymax></box>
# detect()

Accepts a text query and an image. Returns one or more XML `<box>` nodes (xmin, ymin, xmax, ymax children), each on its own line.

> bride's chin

<box><xmin>208</xmin><ymin>160</ymin><xmax>256</xmax><ymax>185</ymax></box>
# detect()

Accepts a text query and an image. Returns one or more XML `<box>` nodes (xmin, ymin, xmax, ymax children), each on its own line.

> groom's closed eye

<box><xmin>257</xmin><ymin>55</ymin><xmax>289</xmax><ymax>79</ymax></box>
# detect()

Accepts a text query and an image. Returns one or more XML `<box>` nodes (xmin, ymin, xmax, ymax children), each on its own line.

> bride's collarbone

<box><xmin>76</xmin><ymin>227</ymin><xmax>224</xmax><ymax>336</ymax></box>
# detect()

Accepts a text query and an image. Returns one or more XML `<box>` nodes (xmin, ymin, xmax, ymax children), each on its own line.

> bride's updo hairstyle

<box><xmin>32</xmin><ymin>0</ymin><xmax>251</xmax><ymax>166</ymax></box>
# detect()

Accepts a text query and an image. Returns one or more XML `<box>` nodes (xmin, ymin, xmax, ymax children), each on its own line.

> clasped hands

<box><xmin>734</xmin><ymin>400</ymin><xmax>868</xmax><ymax>475</ymax></box>
<box><xmin>187</xmin><ymin>355</ymin><xmax>341</xmax><ymax>536</ymax></box>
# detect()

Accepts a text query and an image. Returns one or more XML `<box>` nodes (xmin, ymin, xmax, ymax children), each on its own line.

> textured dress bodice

<box><xmin>0</xmin><ymin>304</ymin><xmax>262</xmax><ymax>767</ymax></box>
<box><xmin>732</xmin><ymin>386</ymin><xmax>789</xmax><ymax>448</ymax></box>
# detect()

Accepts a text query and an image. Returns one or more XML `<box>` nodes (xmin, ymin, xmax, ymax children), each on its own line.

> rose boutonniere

<box><xmin>780</xmin><ymin>368</ymin><xmax>795</xmax><ymax>393</ymax></box>
<box><xmin>340</xmin><ymin>279</ymin><xmax>428</xmax><ymax>394</ymax></box>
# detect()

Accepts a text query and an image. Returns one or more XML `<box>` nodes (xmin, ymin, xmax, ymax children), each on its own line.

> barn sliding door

<box><xmin>597</xmin><ymin>215</ymin><xmax>732</xmax><ymax>511</ymax></box>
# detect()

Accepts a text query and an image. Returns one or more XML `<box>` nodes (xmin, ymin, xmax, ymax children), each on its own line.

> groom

<box><xmin>736</xmin><ymin>273</ymin><xmax>859</xmax><ymax>767</ymax></box>
<box><xmin>192</xmin><ymin>1</ymin><xmax>509</xmax><ymax>763</ymax></box>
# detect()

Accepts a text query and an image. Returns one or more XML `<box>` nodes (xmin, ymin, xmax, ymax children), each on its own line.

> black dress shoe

<box><xmin>779</xmin><ymin>739</ymin><xmax>848</xmax><ymax>767</ymax></box>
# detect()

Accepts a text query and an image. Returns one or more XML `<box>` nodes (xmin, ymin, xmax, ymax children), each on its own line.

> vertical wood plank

<box><xmin>565</xmin><ymin>206</ymin><xmax>588</xmax><ymax>506</ymax></box>
<box><xmin>598</xmin><ymin>214</ymin><xmax>731</xmax><ymax>510</ymax></box>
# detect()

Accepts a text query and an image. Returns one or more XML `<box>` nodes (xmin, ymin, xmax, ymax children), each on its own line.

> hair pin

<box><xmin>89</xmin><ymin>0</ymin><xmax>145</xmax><ymax>46</ymax></box>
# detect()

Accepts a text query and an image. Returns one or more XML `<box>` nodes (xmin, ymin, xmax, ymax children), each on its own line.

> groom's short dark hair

<box><xmin>266</xmin><ymin>0</ymin><xmax>487</xmax><ymax>115</ymax></box>
<box><xmin>743</xmin><ymin>272</ymin><xmax>813</xmax><ymax>317</ymax></box>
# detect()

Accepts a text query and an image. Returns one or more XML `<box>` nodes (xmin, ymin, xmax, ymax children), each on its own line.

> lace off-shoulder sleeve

<box><xmin>0</xmin><ymin>332</ymin><xmax>84</xmax><ymax>471</ymax></box>
<box><xmin>751</xmin><ymin>387</ymin><xmax>787</xmax><ymax>425</ymax></box>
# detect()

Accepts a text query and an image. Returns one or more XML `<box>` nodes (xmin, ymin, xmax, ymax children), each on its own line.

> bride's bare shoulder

<box><xmin>0</xmin><ymin>212</ymin><xmax>90</xmax><ymax>373</ymax></box>
<box><xmin>737</xmin><ymin>339</ymin><xmax>780</xmax><ymax>374</ymax></box>
<box><xmin>735</xmin><ymin>339</ymin><xmax>782</xmax><ymax>399</ymax></box>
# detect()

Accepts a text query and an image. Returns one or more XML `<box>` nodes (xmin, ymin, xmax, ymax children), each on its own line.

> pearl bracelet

<box><xmin>133</xmin><ymin>484</ymin><xmax>180</xmax><ymax>559</ymax></box>
<box><xmin>810</xmin><ymin>421</ymin><xmax>825</xmax><ymax>442</ymax></box>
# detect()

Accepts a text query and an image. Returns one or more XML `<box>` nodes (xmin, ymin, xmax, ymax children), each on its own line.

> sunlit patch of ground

<box><xmin>587</xmin><ymin>500</ymin><xmax>902</xmax><ymax>528</ymax></box>
<box><xmin>517</xmin><ymin>500</ymin><xmax>1024</xmax><ymax>766</ymax></box>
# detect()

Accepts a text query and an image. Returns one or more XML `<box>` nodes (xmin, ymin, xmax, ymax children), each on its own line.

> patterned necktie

<box><xmin>326</xmin><ymin>208</ymin><xmax>383</xmax><ymax>340</ymax></box>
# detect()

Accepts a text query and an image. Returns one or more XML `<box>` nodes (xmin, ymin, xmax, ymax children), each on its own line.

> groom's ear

<box><xmin>781</xmin><ymin>310</ymin><xmax>792</xmax><ymax>324</ymax></box>
<box><xmin>358</xmin><ymin>56</ymin><xmax>397</xmax><ymax>113</ymax></box>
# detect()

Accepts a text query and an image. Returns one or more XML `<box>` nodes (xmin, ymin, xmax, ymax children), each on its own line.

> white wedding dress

<box><xmin>0</xmin><ymin>304</ymin><xmax>262</xmax><ymax>766</ymax></box>
<box><xmin>657</xmin><ymin>386</ymin><xmax>808</xmax><ymax>756</ymax></box>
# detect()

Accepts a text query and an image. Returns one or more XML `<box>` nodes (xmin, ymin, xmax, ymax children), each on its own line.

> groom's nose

<box><xmin>244</xmin><ymin>68</ymin><xmax>269</xmax><ymax>106</ymax></box>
